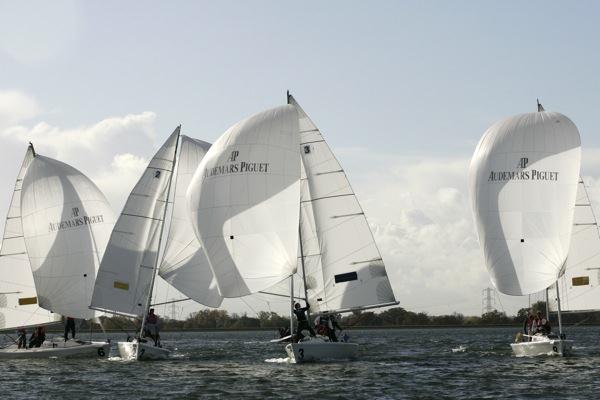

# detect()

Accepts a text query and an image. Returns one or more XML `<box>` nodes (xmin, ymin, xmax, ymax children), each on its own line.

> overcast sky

<box><xmin>1</xmin><ymin>1</ymin><xmax>599</xmax><ymax>318</ymax></box>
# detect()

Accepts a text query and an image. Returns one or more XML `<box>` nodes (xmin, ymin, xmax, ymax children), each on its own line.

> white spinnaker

<box><xmin>469</xmin><ymin>111</ymin><xmax>581</xmax><ymax>296</ymax></box>
<box><xmin>289</xmin><ymin>95</ymin><xmax>397</xmax><ymax>313</ymax></box>
<box><xmin>91</xmin><ymin>128</ymin><xmax>179</xmax><ymax>317</ymax></box>
<box><xmin>0</xmin><ymin>147</ymin><xmax>60</xmax><ymax>330</ymax></box>
<box><xmin>159</xmin><ymin>135</ymin><xmax>223</xmax><ymax>308</ymax></box>
<box><xmin>20</xmin><ymin>154</ymin><xmax>115</xmax><ymax>320</ymax></box>
<box><xmin>188</xmin><ymin>105</ymin><xmax>301</xmax><ymax>298</ymax></box>
<box><xmin>548</xmin><ymin>179</ymin><xmax>600</xmax><ymax>312</ymax></box>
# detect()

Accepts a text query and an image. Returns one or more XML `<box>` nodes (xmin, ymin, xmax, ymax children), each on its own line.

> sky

<box><xmin>1</xmin><ymin>0</ymin><xmax>600</xmax><ymax>318</ymax></box>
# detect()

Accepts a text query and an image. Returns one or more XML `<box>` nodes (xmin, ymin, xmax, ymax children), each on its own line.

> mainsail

<box><xmin>187</xmin><ymin>105</ymin><xmax>301</xmax><ymax>298</ymax></box>
<box><xmin>91</xmin><ymin>128</ymin><xmax>180</xmax><ymax>317</ymax></box>
<box><xmin>0</xmin><ymin>146</ymin><xmax>59</xmax><ymax>330</ymax></box>
<box><xmin>548</xmin><ymin>178</ymin><xmax>600</xmax><ymax>312</ymax></box>
<box><xmin>469</xmin><ymin>111</ymin><xmax>582</xmax><ymax>296</ymax></box>
<box><xmin>288</xmin><ymin>94</ymin><xmax>397</xmax><ymax>313</ymax></box>
<box><xmin>20</xmin><ymin>153</ymin><xmax>115</xmax><ymax>319</ymax></box>
<box><xmin>159</xmin><ymin>135</ymin><xmax>222</xmax><ymax>308</ymax></box>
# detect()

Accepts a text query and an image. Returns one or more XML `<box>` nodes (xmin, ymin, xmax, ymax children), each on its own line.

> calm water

<box><xmin>1</xmin><ymin>326</ymin><xmax>599</xmax><ymax>399</ymax></box>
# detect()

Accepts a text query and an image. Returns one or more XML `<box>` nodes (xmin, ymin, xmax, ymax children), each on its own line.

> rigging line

<box><xmin>239</xmin><ymin>296</ymin><xmax>259</xmax><ymax>317</ymax></box>
<box><xmin>300</xmin><ymin>140</ymin><xmax>325</xmax><ymax>145</ymax></box>
<box><xmin>121</xmin><ymin>213</ymin><xmax>164</xmax><ymax>222</ymax></box>
<box><xmin>300</xmin><ymin>193</ymin><xmax>354</xmax><ymax>203</ymax></box>
<box><xmin>2</xmin><ymin>332</ymin><xmax>18</xmax><ymax>346</ymax></box>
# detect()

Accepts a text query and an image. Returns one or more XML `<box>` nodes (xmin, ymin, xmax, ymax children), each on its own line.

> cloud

<box><xmin>0</xmin><ymin>90</ymin><xmax>157</xmax><ymax>215</ymax></box>
<box><xmin>337</xmin><ymin>150</ymin><xmax>535</xmax><ymax>316</ymax></box>
<box><xmin>0</xmin><ymin>90</ymin><xmax>42</xmax><ymax>127</ymax></box>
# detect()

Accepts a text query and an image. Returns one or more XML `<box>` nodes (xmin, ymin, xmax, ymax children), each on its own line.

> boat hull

<box><xmin>511</xmin><ymin>338</ymin><xmax>573</xmax><ymax>357</ymax></box>
<box><xmin>117</xmin><ymin>340</ymin><xmax>170</xmax><ymax>361</ymax></box>
<box><xmin>0</xmin><ymin>340</ymin><xmax>110</xmax><ymax>360</ymax></box>
<box><xmin>285</xmin><ymin>341</ymin><xmax>358</xmax><ymax>363</ymax></box>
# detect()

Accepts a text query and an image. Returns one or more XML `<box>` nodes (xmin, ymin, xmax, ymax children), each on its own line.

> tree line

<box><xmin>83</xmin><ymin>301</ymin><xmax>600</xmax><ymax>332</ymax></box>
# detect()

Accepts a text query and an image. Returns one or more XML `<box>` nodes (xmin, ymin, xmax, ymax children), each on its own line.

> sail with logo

<box><xmin>187</xmin><ymin>105</ymin><xmax>302</xmax><ymax>299</ymax></box>
<box><xmin>187</xmin><ymin>94</ymin><xmax>398</xmax><ymax>362</ymax></box>
<box><xmin>469</xmin><ymin>102</ymin><xmax>581</xmax><ymax>356</ymax></box>
<box><xmin>0</xmin><ymin>145</ymin><xmax>60</xmax><ymax>334</ymax></box>
<box><xmin>0</xmin><ymin>144</ymin><xmax>114</xmax><ymax>359</ymax></box>
<box><xmin>547</xmin><ymin>177</ymin><xmax>600</xmax><ymax>313</ymax></box>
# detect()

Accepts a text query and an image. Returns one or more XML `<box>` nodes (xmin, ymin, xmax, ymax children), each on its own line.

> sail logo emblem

<box><xmin>204</xmin><ymin>150</ymin><xmax>269</xmax><ymax>178</ymax></box>
<box><xmin>48</xmin><ymin>209</ymin><xmax>105</xmax><ymax>232</ymax></box>
<box><xmin>517</xmin><ymin>157</ymin><xmax>529</xmax><ymax>169</ymax></box>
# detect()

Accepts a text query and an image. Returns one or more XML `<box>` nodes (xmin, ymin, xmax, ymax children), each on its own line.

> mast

<box><xmin>555</xmin><ymin>280</ymin><xmax>564</xmax><ymax>337</ymax></box>
<box><xmin>545</xmin><ymin>288</ymin><xmax>549</xmax><ymax>321</ymax></box>
<box><xmin>28</xmin><ymin>142</ymin><xmax>36</xmax><ymax>157</ymax></box>
<box><xmin>138</xmin><ymin>127</ymin><xmax>181</xmax><ymax>338</ymax></box>
<box><xmin>289</xmin><ymin>275</ymin><xmax>294</xmax><ymax>338</ymax></box>
<box><xmin>289</xmin><ymin>89</ymin><xmax>311</xmax><ymax>317</ymax></box>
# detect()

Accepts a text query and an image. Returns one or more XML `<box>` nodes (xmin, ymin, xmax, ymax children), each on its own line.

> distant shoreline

<box><xmin>44</xmin><ymin>323</ymin><xmax>600</xmax><ymax>334</ymax></box>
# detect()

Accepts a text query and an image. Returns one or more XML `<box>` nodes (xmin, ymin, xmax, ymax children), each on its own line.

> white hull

<box><xmin>511</xmin><ymin>336</ymin><xmax>573</xmax><ymax>357</ymax></box>
<box><xmin>285</xmin><ymin>341</ymin><xmax>358</xmax><ymax>363</ymax></box>
<box><xmin>117</xmin><ymin>339</ymin><xmax>170</xmax><ymax>361</ymax></box>
<box><xmin>0</xmin><ymin>340</ymin><xmax>110</xmax><ymax>360</ymax></box>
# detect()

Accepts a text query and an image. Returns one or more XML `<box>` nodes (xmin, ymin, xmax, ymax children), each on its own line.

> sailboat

<box><xmin>0</xmin><ymin>144</ymin><xmax>114</xmax><ymax>358</ymax></box>
<box><xmin>187</xmin><ymin>93</ymin><xmax>399</xmax><ymax>362</ymax></box>
<box><xmin>469</xmin><ymin>102</ymin><xmax>581</xmax><ymax>356</ymax></box>
<box><xmin>91</xmin><ymin>127</ymin><xmax>222</xmax><ymax>360</ymax></box>
<box><xmin>547</xmin><ymin>177</ymin><xmax>600</xmax><ymax>315</ymax></box>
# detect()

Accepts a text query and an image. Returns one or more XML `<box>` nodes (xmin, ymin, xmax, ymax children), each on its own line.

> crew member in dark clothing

<box><xmin>326</xmin><ymin>314</ymin><xmax>343</xmax><ymax>342</ymax></box>
<box><xmin>64</xmin><ymin>317</ymin><xmax>76</xmax><ymax>341</ymax></box>
<box><xmin>29</xmin><ymin>326</ymin><xmax>46</xmax><ymax>348</ymax></box>
<box><xmin>17</xmin><ymin>328</ymin><xmax>27</xmax><ymax>349</ymax></box>
<box><xmin>293</xmin><ymin>303</ymin><xmax>315</xmax><ymax>342</ymax></box>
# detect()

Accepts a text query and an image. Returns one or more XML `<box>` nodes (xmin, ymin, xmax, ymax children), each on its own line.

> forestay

<box><xmin>91</xmin><ymin>128</ymin><xmax>179</xmax><ymax>317</ymax></box>
<box><xmin>469</xmin><ymin>111</ymin><xmax>581</xmax><ymax>296</ymax></box>
<box><xmin>288</xmin><ymin>94</ymin><xmax>397</xmax><ymax>313</ymax></box>
<box><xmin>159</xmin><ymin>135</ymin><xmax>223</xmax><ymax>308</ymax></box>
<box><xmin>188</xmin><ymin>105</ymin><xmax>301</xmax><ymax>298</ymax></box>
<box><xmin>548</xmin><ymin>178</ymin><xmax>600</xmax><ymax>312</ymax></box>
<box><xmin>20</xmin><ymin>153</ymin><xmax>114</xmax><ymax>319</ymax></box>
<box><xmin>0</xmin><ymin>147</ymin><xmax>60</xmax><ymax>330</ymax></box>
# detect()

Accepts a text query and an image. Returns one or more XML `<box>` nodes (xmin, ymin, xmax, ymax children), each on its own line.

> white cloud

<box><xmin>0</xmin><ymin>91</ymin><xmax>157</xmax><ymax>217</ymax></box>
<box><xmin>0</xmin><ymin>90</ymin><xmax>42</xmax><ymax>127</ymax></box>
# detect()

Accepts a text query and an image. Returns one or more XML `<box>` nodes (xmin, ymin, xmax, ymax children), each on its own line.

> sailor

<box><xmin>293</xmin><ymin>303</ymin><xmax>315</xmax><ymax>342</ymax></box>
<box><xmin>314</xmin><ymin>315</ymin><xmax>329</xmax><ymax>337</ymax></box>
<box><xmin>326</xmin><ymin>314</ymin><xmax>343</xmax><ymax>342</ymax></box>
<box><xmin>29</xmin><ymin>326</ymin><xmax>46</xmax><ymax>348</ymax></box>
<box><xmin>539</xmin><ymin>318</ymin><xmax>552</xmax><ymax>335</ymax></box>
<box><xmin>533</xmin><ymin>311</ymin><xmax>543</xmax><ymax>334</ymax></box>
<box><xmin>523</xmin><ymin>312</ymin><xmax>534</xmax><ymax>341</ymax></box>
<box><xmin>17</xmin><ymin>327</ymin><xmax>27</xmax><ymax>349</ymax></box>
<box><xmin>144</xmin><ymin>308</ymin><xmax>161</xmax><ymax>347</ymax></box>
<box><xmin>64</xmin><ymin>316</ymin><xmax>76</xmax><ymax>341</ymax></box>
